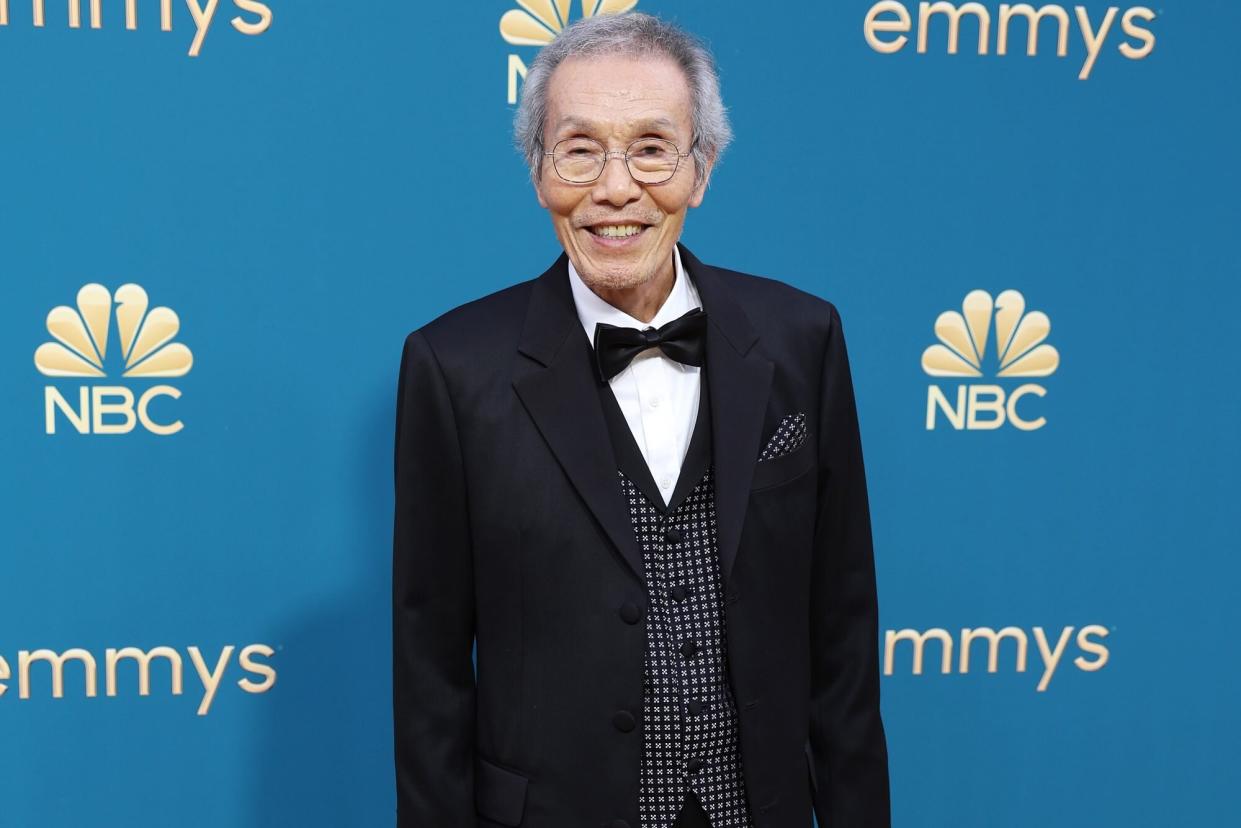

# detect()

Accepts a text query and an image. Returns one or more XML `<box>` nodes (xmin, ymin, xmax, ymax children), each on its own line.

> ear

<box><xmin>535</xmin><ymin>171</ymin><xmax>548</xmax><ymax>209</ymax></box>
<box><xmin>687</xmin><ymin>152</ymin><xmax>716</xmax><ymax>208</ymax></box>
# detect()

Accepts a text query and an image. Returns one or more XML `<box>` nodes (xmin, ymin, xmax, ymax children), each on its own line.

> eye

<box><xmin>630</xmin><ymin>138</ymin><xmax>674</xmax><ymax>158</ymax></box>
<box><xmin>556</xmin><ymin>138</ymin><xmax>601</xmax><ymax>156</ymax></box>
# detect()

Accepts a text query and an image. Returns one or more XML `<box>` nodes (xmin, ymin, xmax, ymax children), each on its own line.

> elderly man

<box><xmin>392</xmin><ymin>11</ymin><xmax>889</xmax><ymax>828</ymax></box>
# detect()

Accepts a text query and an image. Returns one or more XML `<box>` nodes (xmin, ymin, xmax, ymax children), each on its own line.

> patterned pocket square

<box><xmin>758</xmin><ymin>412</ymin><xmax>807</xmax><ymax>461</ymax></box>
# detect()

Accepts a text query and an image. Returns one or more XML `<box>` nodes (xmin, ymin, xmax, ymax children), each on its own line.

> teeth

<box><xmin>591</xmin><ymin>224</ymin><xmax>644</xmax><ymax>238</ymax></box>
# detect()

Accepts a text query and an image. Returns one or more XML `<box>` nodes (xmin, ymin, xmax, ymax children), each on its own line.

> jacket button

<box><xmin>687</xmin><ymin>699</ymin><xmax>704</xmax><ymax>715</ymax></box>
<box><xmin>686</xmin><ymin>756</ymin><xmax>704</xmax><ymax>773</ymax></box>
<box><xmin>612</xmin><ymin>710</ymin><xmax>636</xmax><ymax>732</ymax></box>
<box><xmin>663</xmin><ymin>526</ymin><xmax>683</xmax><ymax>543</ymax></box>
<box><xmin>618</xmin><ymin>602</ymin><xmax>641</xmax><ymax>624</ymax></box>
<box><xmin>680</xmin><ymin>640</ymin><xmax>698</xmax><ymax>658</ymax></box>
<box><xmin>670</xmin><ymin>585</ymin><xmax>687</xmax><ymax>601</ymax></box>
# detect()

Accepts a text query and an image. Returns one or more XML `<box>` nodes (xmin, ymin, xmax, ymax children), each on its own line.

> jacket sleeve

<box><xmin>392</xmin><ymin>329</ymin><xmax>477</xmax><ymax>827</ymax></box>
<box><xmin>807</xmin><ymin>304</ymin><xmax>891</xmax><ymax>826</ymax></box>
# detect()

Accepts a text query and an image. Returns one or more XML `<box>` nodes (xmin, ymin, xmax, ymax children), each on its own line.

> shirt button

<box><xmin>680</xmin><ymin>640</ymin><xmax>698</xmax><ymax>658</ymax></box>
<box><xmin>659</xmin><ymin>476</ymin><xmax>672</xmax><ymax>489</ymax></box>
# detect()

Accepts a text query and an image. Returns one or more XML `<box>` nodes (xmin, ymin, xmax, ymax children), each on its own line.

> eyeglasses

<box><xmin>544</xmin><ymin>137</ymin><xmax>694</xmax><ymax>184</ymax></box>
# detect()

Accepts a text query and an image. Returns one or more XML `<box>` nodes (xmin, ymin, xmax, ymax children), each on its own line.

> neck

<box><xmin>590</xmin><ymin>253</ymin><xmax>676</xmax><ymax>324</ymax></box>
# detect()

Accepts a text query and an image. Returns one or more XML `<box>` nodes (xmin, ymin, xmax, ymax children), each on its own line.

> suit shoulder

<box><xmin>401</xmin><ymin>277</ymin><xmax>535</xmax><ymax>362</ymax></box>
<box><xmin>709</xmin><ymin>264</ymin><xmax>839</xmax><ymax>335</ymax></box>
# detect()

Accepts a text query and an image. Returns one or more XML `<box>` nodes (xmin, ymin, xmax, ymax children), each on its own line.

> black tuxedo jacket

<box><xmin>392</xmin><ymin>243</ymin><xmax>890</xmax><ymax>828</ymax></box>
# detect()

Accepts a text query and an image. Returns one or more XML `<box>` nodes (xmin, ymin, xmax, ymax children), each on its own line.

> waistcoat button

<box><xmin>612</xmin><ymin>710</ymin><xmax>636</xmax><ymax>732</ymax></box>
<box><xmin>615</xmin><ymin>467</ymin><xmax>748</xmax><ymax>825</ymax></box>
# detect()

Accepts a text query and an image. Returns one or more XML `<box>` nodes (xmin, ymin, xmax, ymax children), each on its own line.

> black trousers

<box><xmin>674</xmin><ymin>789</ymin><xmax>712</xmax><ymax>828</ymax></box>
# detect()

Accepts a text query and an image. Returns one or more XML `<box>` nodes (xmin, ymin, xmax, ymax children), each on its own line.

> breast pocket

<box><xmin>750</xmin><ymin>441</ymin><xmax>815</xmax><ymax>492</ymax></box>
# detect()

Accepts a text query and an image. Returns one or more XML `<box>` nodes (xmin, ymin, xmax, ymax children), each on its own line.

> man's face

<box><xmin>535</xmin><ymin>53</ymin><xmax>712</xmax><ymax>292</ymax></box>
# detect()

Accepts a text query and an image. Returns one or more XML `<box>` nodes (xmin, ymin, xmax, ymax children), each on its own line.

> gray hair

<box><xmin>513</xmin><ymin>11</ymin><xmax>732</xmax><ymax>188</ymax></box>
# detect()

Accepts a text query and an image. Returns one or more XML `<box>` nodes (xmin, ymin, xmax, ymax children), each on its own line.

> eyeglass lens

<box><xmin>551</xmin><ymin>138</ymin><xmax>682</xmax><ymax>183</ymax></box>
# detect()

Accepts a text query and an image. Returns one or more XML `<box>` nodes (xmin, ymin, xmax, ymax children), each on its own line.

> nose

<box><xmin>591</xmin><ymin>153</ymin><xmax>642</xmax><ymax>208</ymax></box>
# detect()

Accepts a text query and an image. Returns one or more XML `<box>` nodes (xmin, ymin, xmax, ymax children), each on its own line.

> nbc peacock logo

<box><xmin>500</xmin><ymin>0</ymin><xmax>639</xmax><ymax>103</ymax></box>
<box><xmin>34</xmin><ymin>283</ymin><xmax>192</xmax><ymax>436</ymax></box>
<box><xmin>921</xmin><ymin>289</ymin><xmax>1059</xmax><ymax>431</ymax></box>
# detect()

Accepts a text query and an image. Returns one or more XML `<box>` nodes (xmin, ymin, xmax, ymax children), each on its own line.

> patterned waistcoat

<box><xmin>596</xmin><ymin>372</ymin><xmax>755</xmax><ymax>828</ymax></box>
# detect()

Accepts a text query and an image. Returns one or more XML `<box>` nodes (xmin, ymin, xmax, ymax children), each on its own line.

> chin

<box><xmin>580</xmin><ymin>244</ymin><xmax>667</xmax><ymax>286</ymax></box>
<box><xmin>580</xmin><ymin>261</ymin><xmax>656</xmax><ymax>292</ymax></box>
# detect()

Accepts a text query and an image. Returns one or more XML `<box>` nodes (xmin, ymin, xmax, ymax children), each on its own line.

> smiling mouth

<box><xmin>585</xmin><ymin>223</ymin><xmax>648</xmax><ymax>238</ymax></box>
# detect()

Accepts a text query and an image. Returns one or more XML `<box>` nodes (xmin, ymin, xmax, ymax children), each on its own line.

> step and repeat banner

<box><xmin>2</xmin><ymin>1</ymin><xmax>1237</xmax><ymax>826</ymax></box>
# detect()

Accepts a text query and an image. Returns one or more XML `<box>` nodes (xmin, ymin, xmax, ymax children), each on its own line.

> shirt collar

<box><xmin>567</xmin><ymin>244</ymin><xmax>701</xmax><ymax>346</ymax></box>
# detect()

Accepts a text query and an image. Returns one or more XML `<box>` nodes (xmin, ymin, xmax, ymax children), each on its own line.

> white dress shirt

<box><xmin>567</xmin><ymin>246</ymin><xmax>702</xmax><ymax>506</ymax></box>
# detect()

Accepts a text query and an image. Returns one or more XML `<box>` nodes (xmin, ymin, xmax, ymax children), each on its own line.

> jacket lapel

<box><xmin>512</xmin><ymin>252</ymin><xmax>649</xmax><ymax>588</ymax></box>
<box><xmin>511</xmin><ymin>244</ymin><xmax>774</xmax><ymax>592</ymax></box>
<box><xmin>678</xmin><ymin>243</ymin><xmax>774</xmax><ymax>589</ymax></box>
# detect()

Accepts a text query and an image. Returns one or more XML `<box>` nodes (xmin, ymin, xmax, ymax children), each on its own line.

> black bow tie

<box><xmin>592</xmin><ymin>307</ymin><xmax>708</xmax><ymax>383</ymax></box>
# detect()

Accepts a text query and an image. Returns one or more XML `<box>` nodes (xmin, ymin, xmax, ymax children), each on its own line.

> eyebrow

<box><xmin>553</xmin><ymin>115</ymin><xmax>679</xmax><ymax>136</ymax></box>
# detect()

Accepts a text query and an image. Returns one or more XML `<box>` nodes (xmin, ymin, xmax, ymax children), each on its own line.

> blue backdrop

<box><xmin>2</xmin><ymin>1</ymin><xmax>1238</xmax><ymax>826</ymax></box>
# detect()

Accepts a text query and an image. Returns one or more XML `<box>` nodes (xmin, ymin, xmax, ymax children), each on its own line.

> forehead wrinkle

<box><xmin>550</xmin><ymin>109</ymin><xmax>690</xmax><ymax>150</ymax></box>
<box><xmin>568</xmin><ymin>87</ymin><xmax>681</xmax><ymax>110</ymax></box>
<box><xmin>545</xmin><ymin>58</ymin><xmax>694</xmax><ymax>149</ymax></box>
<box><xmin>553</xmin><ymin>113</ymin><xmax>680</xmax><ymax>134</ymax></box>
